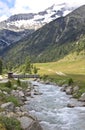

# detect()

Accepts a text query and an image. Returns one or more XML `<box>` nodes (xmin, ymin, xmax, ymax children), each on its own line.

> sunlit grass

<box><xmin>36</xmin><ymin>59</ymin><xmax>85</xmax><ymax>76</ymax></box>
<box><xmin>35</xmin><ymin>53</ymin><xmax>85</xmax><ymax>89</ymax></box>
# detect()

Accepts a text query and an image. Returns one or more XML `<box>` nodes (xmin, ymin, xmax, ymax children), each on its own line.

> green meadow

<box><xmin>36</xmin><ymin>52</ymin><xmax>85</xmax><ymax>91</ymax></box>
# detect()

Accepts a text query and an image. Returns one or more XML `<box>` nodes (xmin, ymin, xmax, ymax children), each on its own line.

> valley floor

<box><xmin>36</xmin><ymin>59</ymin><xmax>85</xmax><ymax>96</ymax></box>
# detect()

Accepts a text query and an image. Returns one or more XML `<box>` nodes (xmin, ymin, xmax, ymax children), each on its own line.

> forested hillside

<box><xmin>1</xmin><ymin>5</ymin><xmax>85</xmax><ymax>65</ymax></box>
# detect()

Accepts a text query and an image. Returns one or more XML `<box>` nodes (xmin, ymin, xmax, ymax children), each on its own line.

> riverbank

<box><xmin>0</xmin><ymin>79</ymin><xmax>43</xmax><ymax>130</ymax></box>
<box><xmin>0</xmin><ymin>77</ymin><xmax>85</xmax><ymax>130</ymax></box>
<box><xmin>25</xmin><ymin>80</ymin><xmax>85</xmax><ymax>130</ymax></box>
<box><xmin>38</xmin><ymin>77</ymin><xmax>85</xmax><ymax>107</ymax></box>
<box><xmin>36</xmin><ymin>59</ymin><xmax>85</xmax><ymax>98</ymax></box>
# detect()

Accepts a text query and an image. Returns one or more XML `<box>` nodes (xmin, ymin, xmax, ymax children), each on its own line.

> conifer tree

<box><xmin>0</xmin><ymin>59</ymin><xmax>2</xmax><ymax>74</ymax></box>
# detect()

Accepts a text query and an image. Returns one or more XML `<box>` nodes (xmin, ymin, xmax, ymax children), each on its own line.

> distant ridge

<box><xmin>0</xmin><ymin>3</ymin><xmax>76</xmax><ymax>31</ymax></box>
<box><xmin>1</xmin><ymin>5</ymin><xmax>85</xmax><ymax>65</ymax></box>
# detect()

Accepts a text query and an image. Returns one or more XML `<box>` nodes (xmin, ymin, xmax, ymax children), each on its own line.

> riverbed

<box><xmin>26</xmin><ymin>81</ymin><xmax>85</xmax><ymax>130</ymax></box>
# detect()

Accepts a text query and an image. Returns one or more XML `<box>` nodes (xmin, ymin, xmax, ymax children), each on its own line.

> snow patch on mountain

<box><xmin>0</xmin><ymin>3</ymin><xmax>76</xmax><ymax>31</ymax></box>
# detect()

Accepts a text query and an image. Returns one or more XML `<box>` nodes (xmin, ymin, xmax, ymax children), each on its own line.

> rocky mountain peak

<box><xmin>0</xmin><ymin>3</ymin><xmax>76</xmax><ymax>32</ymax></box>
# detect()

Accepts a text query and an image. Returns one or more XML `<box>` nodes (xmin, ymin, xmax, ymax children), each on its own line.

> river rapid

<box><xmin>26</xmin><ymin>81</ymin><xmax>85</xmax><ymax>130</ymax></box>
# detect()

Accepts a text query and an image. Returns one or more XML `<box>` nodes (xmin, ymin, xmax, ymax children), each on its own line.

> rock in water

<box><xmin>79</xmin><ymin>93</ymin><xmax>85</xmax><ymax>102</ymax></box>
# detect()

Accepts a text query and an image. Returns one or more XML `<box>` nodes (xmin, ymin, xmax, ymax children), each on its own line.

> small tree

<box><xmin>6</xmin><ymin>62</ymin><xmax>13</xmax><ymax>72</ymax></box>
<box><xmin>5</xmin><ymin>80</ymin><xmax>12</xmax><ymax>88</ymax></box>
<box><xmin>68</xmin><ymin>78</ymin><xmax>74</xmax><ymax>86</ymax></box>
<box><xmin>33</xmin><ymin>66</ymin><xmax>38</xmax><ymax>74</ymax></box>
<box><xmin>24</xmin><ymin>57</ymin><xmax>32</xmax><ymax>74</ymax></box>
<box><xmin>0</xmin><ymin>59</ymin><xmax>2</xmax><ymax>75</ymax></box>
<box><xmin>17</xmin><ymin>78</ymin><xmax>21</xmax><ymax>86</ymax></box>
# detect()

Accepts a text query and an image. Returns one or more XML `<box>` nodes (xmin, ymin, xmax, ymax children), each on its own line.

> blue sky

<box><xmin>0</xmin><ymin>0</ymin><xmax>85</xmax><ymax>21</ymax></box>
<box><xmin>2</xmin><ymin>0</ymin><xmax>15</xmax><ymax>8</ymax></box>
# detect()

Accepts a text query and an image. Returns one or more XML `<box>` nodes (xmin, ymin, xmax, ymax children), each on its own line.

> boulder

<box><xmin>11</xmin><ymin>90</ymin><xmax>25</xmax><ymax>103</ymax></box>
<box><xmin>18</xmin><ymin>116</ymin><xmax>43</xmax><ymax>130</ymax></box>
<box><xmin>0</xmin><ymin>90</ymin><xmax>2</xmax><ymax>93</ymax></box>
<box><xmin>3</xmin><ymin>91</ymin><xmax>8</xmax><ymax>95</ymax></box>
<box><xmin>73</xmin><ymin>86</ymin><xmax>79</xmax><ymax>93</ymax></box>
<box><xmin>18</xmin><ymin>91</ymin><xmax>24</xmax><ymax>97</ymax></box>
<box><xmin>25</xmin><ymin>92</ymin><xmax>31</xmax><ymax>97</ymax></box>
<box><xmin>33</xmin><ymin>78</ymin><xmax>37</xmax><ymax>81</ymax></box>
<box><xmin>28</xmin><ymin>121</ymin><xmax>43</xmax><ymax>130</ymax></box>
<box><xmin>1</xmin><ymin>102</ymin><xmax>15</xmax><ymax>112</ymax></box>
<box><xmin>11</xmin><ymin>90</ymin><xmax>18</xmax><ymax>97</ymax></box>
<box><xmin>40</xmin><ymin>80</ymin><xmax>45</xmax><ymax>84</ymax></box>
<box><xmin>24</xmin><ymin>101</ymin><xmax>30</xmax><ymax>104</ymax></box>
<box><xmin>0</xmin><ymin>75</ymin><xmax>3</xmax><ymax>80</ymax></box>
<box><xmin>20</xmin><ymin>105</ymin><xmax>29</xmax><ymax>112</ymax></box>
<box><xmin>45</xmin><ymin>80</ymin><xmax>50</xmax><ymax>84</ymax></box>
<box><xmin>18</xmin><ymin>116</ymin><xmax>33</xmax><ymax>129</ymax></box>
<box><xmin>17</xmin><ymin>87</ymin><xmax>22</xmax><ymax>90</ymax></box>
<box><xmin>66</xmin><ymin>86</ymin><xmax>73</xmax><ymax>95</ymax></box>
<box><xmin>6</xmin><ymin>112</ymin><xmax>16</xmax><ymax>118</ymax></box>
<box><xmin>34</xmin><ymin>91</ymin><xmax>42</xmax><ymax>95</ymax></box>
<box><xmin>79</xmin><ymin>93</ymin><xmax>85</xmax><ymax>101</ymax></box>
<box><xmin>62</xmin><ymin>84</ymin><xmax>68</xmax><ymax>88</ymax></box>
<box><xmin>60</xmin><ymin>87</ymin><xmax>66</xmax><ymax>92</ymax></box>
<box><xmin>60</xmin><ymin>84</ymin><xmax>68</xmax><ymax>92</ymax></box>
<box><xmin>67</xmin><ymin>103</ymin><xmax>75</xmax><ymax>108</ymax></box>
<box><xmin>26</xmin><ymin>88</ymin><xmax>31</xmax><ymax>92</ymax></box>
<box><xmin>33</xmin><ymin>84</ymin><xmax>39</xmax><ymax>87</ymax></box>
<box><xmin>33</xmin><ymin>87</ymin><xmax>42</xmax><ymax>95</ymax></box>
<box><xmin>11</xmin><ymin>89</ymin><xmax>16</xmax><ymax>94</ymax></box>
<box><xmin>36</xmin><ymin>78</ymin><xmax>40</xmax><ymax>82</ymax></box>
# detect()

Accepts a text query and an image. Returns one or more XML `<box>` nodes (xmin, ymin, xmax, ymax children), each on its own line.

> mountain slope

<box><xmin>0</xmin><ymin>29</ymin><xmax>34</xmax><ymax>51</ymax></box>
<box><xmin>1</xmin><ymin>5</ymin><xmax>85</xmax><ymax>65</ymax></box>
<box><xmin>0</xmin><ymin>3</ymin><xmax>76</xmax><ymax>52</ymax></box>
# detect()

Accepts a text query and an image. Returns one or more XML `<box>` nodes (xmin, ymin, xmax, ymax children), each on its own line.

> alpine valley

<box><xmin>0</xmin><ymin>3</ymin><xmax>85</xmax><ymax>65</ymax></box>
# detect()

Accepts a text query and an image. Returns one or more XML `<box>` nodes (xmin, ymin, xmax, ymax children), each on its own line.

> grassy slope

<box><xmin>36</xmin><ymin>51</ymin><xmax>85</xmax><ymax>89</ymax></box>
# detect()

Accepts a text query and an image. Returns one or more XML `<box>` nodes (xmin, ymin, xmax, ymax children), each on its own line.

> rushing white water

<box><xmin>26</xmin><ymin>81</ymin><xmax>85</xmax><ymax>130</ymax></box>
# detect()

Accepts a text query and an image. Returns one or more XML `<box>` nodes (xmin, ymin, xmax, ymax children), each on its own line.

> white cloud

<box><xmin>0</xmin><ymin>15</ymin><xmax>8</xmax><ymax>21</ymax></box>
<box><xmin>10</xmin><ymin>0</ymin><xmax>85</xmax><ymax>15</ymax></box>
<box><xmin>0</xmin><ymin>1</ymin><xmax>10</xmax><ymax>16</ymax></box>
<box><xmin>0</xmin><ymin>0</ymin><xmax>85</xmax><ymax>21</ymax></box>
<box><xmin>10</xmin><ymin>0</ymin><xmax>55</xmax><ymax>15</ymax></box>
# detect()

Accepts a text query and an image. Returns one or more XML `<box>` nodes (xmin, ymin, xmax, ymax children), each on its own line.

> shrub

<box><xmin>0</xmin><ymin>123</ymin><xmax>6</xmax><ymax>130</ymax></box>
<box><xmin>68</xmin><ymin>78</ymin><xmax>74</xmax><ymax>86</ymax></box>
<box><xmin>6</xmin><ymin>96</ymin><xmax>20</xmax><ymax>107</ymax></box>
<box><xmin>21</xmin><ymin>81</ymin><xmax>28</xmax><ymax>90</ymax></box>
<box><xmin>5</xmin><ymin>80</ymin><xmax>12</xmax><ymax>88</ymax></box>
<box><xmin>0</xmin><ymin>116</ymin><xmax>22</xmax><ymax>130</ymax></box>
<box><xmin>42</xmin><ymin>74</ymin><xmax>48</xmax><ymax>81</ymax></box>
<box><xmin>0</xmin><ymin>93</ymin><xmax>6</xmax><ymax>103</ymax></box>
<box><xmin>33</xmin><ymin>66</ymin><xmax>38</xmax><ymax>74</ymax></box>
<box><xmin>17</xmin><ymin>78</ymin><xmax>21</xmax><ymax>86</ymax></box>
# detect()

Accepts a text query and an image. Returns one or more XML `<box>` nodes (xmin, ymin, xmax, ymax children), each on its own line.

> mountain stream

<box><xmin>26</xmin><ymin>81</ymin><xmax>85</xmax><ymax>130</ymax></box>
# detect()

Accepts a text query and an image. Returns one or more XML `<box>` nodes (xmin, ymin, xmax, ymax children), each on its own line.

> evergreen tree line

<box><xmin>0</xmin><ymin>57</ymin><xmax>38</xmax><ymax>75</ymax></box>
